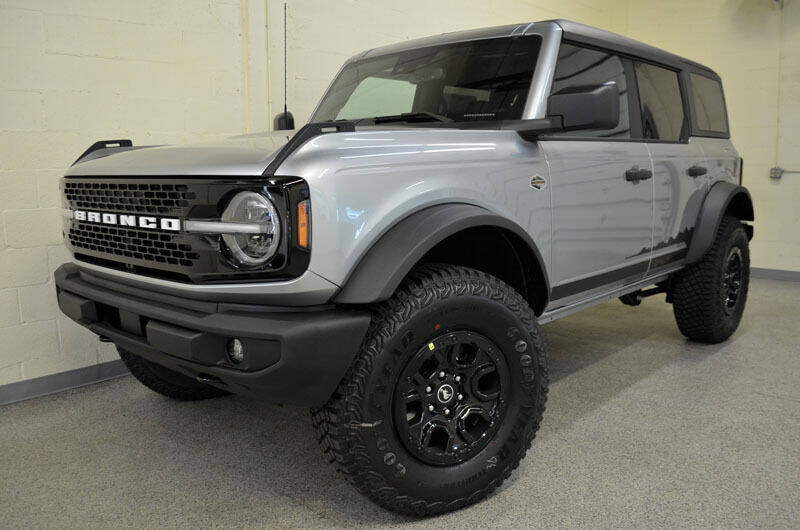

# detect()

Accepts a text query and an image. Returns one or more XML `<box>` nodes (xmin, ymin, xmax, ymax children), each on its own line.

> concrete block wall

<box><xmin>0</xmin><ymin>0</ymin><xmax>797</xmax><ymax>389</ymax></box>
<box><xmin>0</xmin><ymin>0</ymin><xmax>267</xmax><ymax>386</ymax></box>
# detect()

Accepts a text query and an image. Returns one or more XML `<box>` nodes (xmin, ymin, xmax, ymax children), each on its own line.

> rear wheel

<box><xmin>311</xmin><ymin>264</ymin><xmax>548</xmax><ymax>516</ymax></box>
<box><xmin>118</xmin><ymin>347</ymin><xmax>229</xmax><ymax>401</ymax></box>
<box><xmin>671</xmin><ymin>216</ymin><xmax>750</xmax><ymax>343</ymax></box>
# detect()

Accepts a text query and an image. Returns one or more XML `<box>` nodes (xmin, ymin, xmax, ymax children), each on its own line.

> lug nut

<box><xmin>455</xmin><ymin>375</ymin><xmax>461</xmax><ymax>383</ymax></box>
<box><xmin>444</xmin><ymin>408</ymin><xmax>450</xmax><ymax>415</ymax></box>
<box><xmin>457</xmin><ymin>393</ymin><xmax>463</xmax><ymax>401</ymax></box>
<box><xmin>425</xmin><ymin>386</ymin><xmax>432</xmax><ymax>393</ymax></box>
<box><xmin>439</xmin><ymin>371</ymin><xmax>446</xmax><ymax>379</ymax></box>
<box><xmin>428</xmin><ymin>404</ymin><xmax>435</xmax><ymax>412</ymax></box>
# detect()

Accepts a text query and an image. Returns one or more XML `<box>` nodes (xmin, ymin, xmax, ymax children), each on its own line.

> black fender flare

<box><xmin>685</xmin><ymin>181</ymin><xmax>754</xmax><ymax>263</ymax></box>
<box><xmin>334</xmin><ymin>203</ymin><xmax>550</xmax><ymax>305</ymax></box>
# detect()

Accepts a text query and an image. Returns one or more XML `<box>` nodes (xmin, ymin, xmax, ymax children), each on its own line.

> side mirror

<box><xmin>547</xmin><ymin>82</ymin><xmax>620</xmax><ymax>131</ymax></box>
<box><xmin>273</xmin><ymin>110</ymin><xmax>295</xmax><ymax>131</ymax></box>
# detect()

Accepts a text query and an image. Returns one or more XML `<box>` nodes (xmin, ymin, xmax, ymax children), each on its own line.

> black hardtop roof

<box><xmin>549</xmin><ymin>19</ymin><xmax>720</xmax><ymax>78</ymax></box>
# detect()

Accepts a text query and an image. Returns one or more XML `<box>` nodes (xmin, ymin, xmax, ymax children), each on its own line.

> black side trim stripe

<box><xmin>549</xmin><ymin>247</ymin><xmax>686</xmax><ymax>301</ymax></box>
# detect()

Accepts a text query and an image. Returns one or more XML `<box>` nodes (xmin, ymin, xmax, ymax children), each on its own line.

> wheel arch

<box><xmin>333</xmin><ymin>203</ymin><xmax>550</xmax><ymax>314</ymax></box>
<box><xmin>686</xmin><ymin>181</ymin><xmax>754</xmax><ymax>263</ymax></box>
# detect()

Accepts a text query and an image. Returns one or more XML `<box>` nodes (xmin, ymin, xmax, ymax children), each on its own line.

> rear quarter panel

<box><xmin>695</xmin><ymin>137</ymin><xmax>739</xmax><ymax>187</ymax></box>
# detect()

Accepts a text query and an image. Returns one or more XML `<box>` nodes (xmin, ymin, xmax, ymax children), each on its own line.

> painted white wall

<box><xmin>0</xmin><ymin>0</ymin><xmax>797</xmax><ymax>387</ymax></box>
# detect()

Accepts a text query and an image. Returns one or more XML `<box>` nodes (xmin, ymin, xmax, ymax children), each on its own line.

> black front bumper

<box><xmin>55</xmin><ymin>263</ymin><xmax>371</xmax><ymax>407</ymax></box>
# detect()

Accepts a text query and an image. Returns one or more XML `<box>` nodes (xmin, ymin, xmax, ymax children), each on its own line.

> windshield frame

<box><xmin>308</xmin><ymin>26</ymin><xmax>558</xmax><ymax>126</ymax></box>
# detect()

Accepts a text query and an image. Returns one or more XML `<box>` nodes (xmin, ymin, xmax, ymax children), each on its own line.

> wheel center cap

<box><xmin>437</xmin><ymin>384</ymin><xmax>454</xmax><ymax>404</ymax></box>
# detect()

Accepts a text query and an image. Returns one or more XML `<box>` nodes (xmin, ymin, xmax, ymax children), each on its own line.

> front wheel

<box><xmin>671</xmin><ymin>216</ymin><xmax>750</xmax><ymax>343</ymax></box>
<box><xmin>311</xmin><ymin>264</ymin><xmax>548</xmax><ymax>516</ymax></box>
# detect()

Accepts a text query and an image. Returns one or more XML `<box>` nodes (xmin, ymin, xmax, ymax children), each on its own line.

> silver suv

<box><xmin>55</xmin><ymin>20</ymin><xmax>754</xmax><ymax>515</ymax></box>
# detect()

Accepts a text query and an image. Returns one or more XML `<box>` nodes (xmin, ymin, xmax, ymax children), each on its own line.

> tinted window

<box><xmin>313</xmin><ymin>36</ymin><xmax>542</xmax><ymax>123</ymax></box>
<box><xmin>549</xmin><ymin>43</ymin><xmax>630</xmax><ymax>138</ymax></box>
<box><xmin>338</xmin><ymin>77</ymin><xmax>415</xmax><ymax>118</ymax></box>
<box><xmin>634</xmin><ymin>63</ymin><xmax>685</xmax><ymax>141</ymax></box>
<box><xmin>690</xmin><ymin>73</ymin><xmax>728</xmax><ymax>133</ymax></box>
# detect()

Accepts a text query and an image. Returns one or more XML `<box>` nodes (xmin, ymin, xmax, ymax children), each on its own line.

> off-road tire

<box><xmin>671</xmin><ymin>216</ymin><xmax>750</xmax><ymax>343</ymax></box>
<box><xmin>118</xmin><ymin>347</ymin><xmax>229</xmax><ymax>401</ymax></box>
<box><xmin>311</xmin><ymin>264</ymin><xmax>548</xmax><ymax>516</ymax></box>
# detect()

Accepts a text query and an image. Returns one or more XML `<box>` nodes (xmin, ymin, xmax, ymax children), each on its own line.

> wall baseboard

<box><xmin>751</xmin><ymin>267</ymin><xmax>800</xmax><ymax>282</ymax></box>
<box><xmin>0</xmin><ymin>360</ymin><xmax>129</xmax><ymax>407</ymax></box>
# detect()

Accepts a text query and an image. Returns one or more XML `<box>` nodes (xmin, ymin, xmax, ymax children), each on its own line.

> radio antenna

<box><xmin>283</xmin><ymin>2</ymin><xmax>288</xmax><ymax>116</ymax></box>
<box><xmin>274</xmin><ymin>2</ymin><xmax>295</xmax><ymax>130</ymax></box>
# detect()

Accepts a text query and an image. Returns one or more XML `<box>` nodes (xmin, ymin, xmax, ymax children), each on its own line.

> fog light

<box><xmin>227</xmin><ymin>338</ymin><xmax>245</xmax><ymax>364</ymax></box>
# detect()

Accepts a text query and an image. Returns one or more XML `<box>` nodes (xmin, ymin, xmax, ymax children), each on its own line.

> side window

<box><xmin>549</xmin><ymin>43</ymin><xmax>630</xmax><ymax>138</ymax></box>
<box><xmin>690</xmin><ymin>73</ymin><xmax>728</xmax><ymax>134</ymax></box>
<box><xmin>634</xmin><ymin>62</ymin><xmax>685</xmax><ymax>141</ymax></box>
<box><xmin>337</xmin><ymin>77</ymin><xmax>415</xmax><ymax>120</ymax></box>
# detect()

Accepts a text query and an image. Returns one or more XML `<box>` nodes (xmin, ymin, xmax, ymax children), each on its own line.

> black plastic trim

<box><xmin>62</xmin><ymin>176</ymin><xmax>311</xmax><ymax>284</ymax></box>
<box><xmin>334</xmin><ymin>203</ymin><xmax>549</xmax><ymax>307</ymax></box>
<box><xmin>55</xmin><ymin>263</ymin><xmax>371</xmax><ymax>407</ymax></box>
<box><xmin>263</xmin><ymin>121</ymin><xmax>356</xmax><ymax>176</ymax></box>
<box><xmin>685</xmin><ymin>182</ymin><xmax>754</xmax><ymax>263</ymax></box>
<box><xmin>72</xmin><ymin>139</ymin><xmax>133</xmax><ymax>166</ymax></box>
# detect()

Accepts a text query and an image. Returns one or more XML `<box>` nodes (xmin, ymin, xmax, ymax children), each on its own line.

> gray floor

<box><xmin>2</xmin><ymin>278</ymin><xmax>799</xmax><ymax>528</ymax></box>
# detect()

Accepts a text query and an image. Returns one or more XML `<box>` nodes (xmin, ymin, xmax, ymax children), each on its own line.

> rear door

<box><xmin>541</xmin><ymin>43</ymin><xmax>654</xmax><ymax>303</ymax></box>
<box><xmin>633</xmin><ymin>62</ymin><xmax>707</xmax><ymax>271</ymax></box>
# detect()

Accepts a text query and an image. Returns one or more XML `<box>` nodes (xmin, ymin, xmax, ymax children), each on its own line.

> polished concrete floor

<box><xmin>2</xmin><ymin>278</ymin><xmax>799</xmax><ymax>528</ymax></box>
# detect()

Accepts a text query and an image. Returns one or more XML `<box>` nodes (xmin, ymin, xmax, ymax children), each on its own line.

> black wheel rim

<box><xmin>722</xmin><ymin>247</ymin><xmax>743</xmax><ymax>316</ymax></box>
<box><xmin>393</xmin><ymin>331</ymin><xmax>510</xmax><ymax>466</ymax></box>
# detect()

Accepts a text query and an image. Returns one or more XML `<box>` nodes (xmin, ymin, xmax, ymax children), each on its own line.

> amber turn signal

<box><xmin>297</xmin><ymin>200</ymin><xmax>310</xmax><ymax>248</ymax></box>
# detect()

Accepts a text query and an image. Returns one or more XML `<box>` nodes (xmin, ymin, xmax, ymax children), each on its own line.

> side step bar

<box><xmin>539</xmin><ymin>265</ymin><xmax>682</xmax><ymax>324</ymax></box>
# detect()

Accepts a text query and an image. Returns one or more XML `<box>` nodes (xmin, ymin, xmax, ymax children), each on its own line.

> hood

<box><xmin>65</xmin><ymin>132</ymin><xmax>292</xmax><ymax>177</ymax></box>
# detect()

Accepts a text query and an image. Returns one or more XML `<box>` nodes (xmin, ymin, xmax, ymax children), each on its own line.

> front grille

<box><xmin>68</xmin><ymin>222</ymin><xmax>199</xmax><ymax>267</ymax></box>
<box><xmin>63</xmin><ymin>181</ymin><xmax>197</xmax><ymax>216</ymax></box>
<box><xmin>62</xmin><ymin>176</ymin><xmax>309</xmax><ymax>283</ymax></box>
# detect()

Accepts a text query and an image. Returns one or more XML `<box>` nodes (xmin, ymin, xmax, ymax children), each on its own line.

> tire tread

<box><xmin>311</xmin><ymin>264</ymin><xmax>548</xmax><ymax>516</ymax></box>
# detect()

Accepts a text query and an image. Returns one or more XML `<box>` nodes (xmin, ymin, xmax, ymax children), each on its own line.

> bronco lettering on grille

<box><xmin>70</xmin><ymin>210</ymin><xmax>180</xmax><ymax>231</ymax></box>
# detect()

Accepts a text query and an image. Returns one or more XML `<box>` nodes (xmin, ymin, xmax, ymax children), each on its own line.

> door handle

<box><xmin>687</xmin><ymin>165</ymin><xmax>707</xmax><ymax>177</ymax></box>
<box><xmin>625</xmin><ymin>168</ymin><xmax>652</xmax><ymax>182</ymax></box>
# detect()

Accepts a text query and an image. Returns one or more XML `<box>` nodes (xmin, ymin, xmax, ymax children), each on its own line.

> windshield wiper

<box><xmin>370</xmin><ymin>112</ymin><xmax>454</xmax><ymax>124</ymax></box>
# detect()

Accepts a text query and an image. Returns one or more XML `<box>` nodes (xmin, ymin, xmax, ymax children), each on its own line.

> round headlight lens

<box><xmin>221</xmin><ymin>191</ymin><xmax>281</xmax><ymax>266</ymax></box>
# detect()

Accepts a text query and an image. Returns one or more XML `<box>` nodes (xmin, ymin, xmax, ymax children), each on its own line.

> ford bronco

<box><xmin>55</xmin><ymin>20</ymin><xmax>753</xmax><ymax>515</ymax></box>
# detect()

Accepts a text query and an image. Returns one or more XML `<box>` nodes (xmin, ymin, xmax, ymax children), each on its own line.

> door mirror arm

<box><xmin>508</xmin><ymin>82</ymin><xmax>621</xmax><ymax>142</ymax></box>
<box><xmin>499</xmin><ymin>117</ymin><xmax>564</xmax><ymax>141</ymax></box>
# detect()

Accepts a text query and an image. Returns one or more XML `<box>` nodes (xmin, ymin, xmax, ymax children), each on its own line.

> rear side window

<box><xmin>549</xmin><ymin>43</ymin><xmax>630</xmax><ymax>138</ymax></box>
<box><xmin>690</xmin><ymin>73</ymin><xmax>728</xmax><ymax>134</ymax></box>
<box><xmin>634</xmin><ymin>62</ymin><xmax>685</xmax><ymax>141</ymax></box>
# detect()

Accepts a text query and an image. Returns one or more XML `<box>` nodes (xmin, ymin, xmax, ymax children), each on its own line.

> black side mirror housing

<box><xmin>273</xmin><ymin>110</ymin><xmax>295</xmax><ymax>131</ymax></box>
<box><xmin>547</xmin><ymin>82</ymin><xmax>620</xmax><ymax>131</ymax></box>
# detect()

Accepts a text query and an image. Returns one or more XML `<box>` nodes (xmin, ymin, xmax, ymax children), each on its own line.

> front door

<box><xmin>541</xmin><ymin>43</ymin><xmax>654</xmax><ymax>303</ymax></box>
<box><xmin>543</xmin><ymin>141</ymin><xmax>654</xmax><ymax>301</ymax></box>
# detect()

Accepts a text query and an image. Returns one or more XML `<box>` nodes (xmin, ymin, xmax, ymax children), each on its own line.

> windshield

<box><xmin>312</xmin><ymin>35</ymin><xmax>542</xmax><ymax>124</ymax></box>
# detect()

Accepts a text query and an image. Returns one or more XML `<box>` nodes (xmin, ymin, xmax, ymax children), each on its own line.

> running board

<box><xmin>539</xmin><ymin>266</ymin><xmax>681</xmax><ymax>324</ymax></box>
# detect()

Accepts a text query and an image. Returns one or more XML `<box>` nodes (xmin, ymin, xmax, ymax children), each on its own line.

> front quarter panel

<box><xmin>275</xmin><ymin>129</ymin><xmax>552</xmax><ymax>288</ymax></box>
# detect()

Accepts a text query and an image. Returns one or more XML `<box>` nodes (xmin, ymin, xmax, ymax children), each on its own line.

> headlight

<box><xmin>221</xmin><ymin>191</ymin><xmax>281</xmax><ymax>266</ymax></box>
